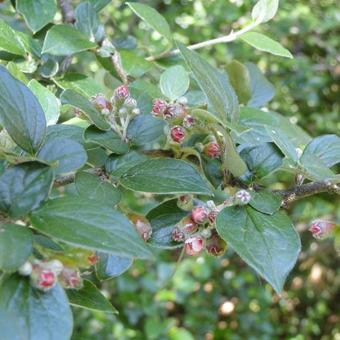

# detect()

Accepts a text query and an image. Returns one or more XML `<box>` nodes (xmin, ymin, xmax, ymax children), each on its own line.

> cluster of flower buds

<box><xmin>18</xmin><ymin>259</ymin><xmax>83</xmax><ymax>292</ymax></box>
<box><xmin>151</xmin><ymin>97</ymin><xmax>194</xmax><ymax>144</ymax></box>
<box><xmin>172</xmin><ymin>199</ymin><xmax>226</xmax><ymax>257</ymax></box>
<box><xmin>309</xmin><ymin>219</ymin><xmax>336</xmax><ymax>239</ymax></box>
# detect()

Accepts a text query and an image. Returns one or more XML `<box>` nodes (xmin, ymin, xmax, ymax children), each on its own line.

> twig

<box><xmin>59</xmin><ymin>0</ymin><xmax>75</xmax><ymax>23</ymax></box>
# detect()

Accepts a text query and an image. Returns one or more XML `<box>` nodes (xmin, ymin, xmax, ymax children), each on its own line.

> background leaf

<box><xmin>252</xmin><ymin>0</ymin><xmax>279</xmax><ymax>23</ymax></box>
<box><xmin>75</xmin><ymin>1</ymin><xmax>101</xmax><ymax>41</ymax></box>
<box><xmin>0</xmin><ymin>19</ymin><xmax>25</xmax><ymax>55</ymax></box>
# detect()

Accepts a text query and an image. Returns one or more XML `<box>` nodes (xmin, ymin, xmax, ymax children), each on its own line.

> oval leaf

<box><xmin>96</xmin><ymin>253</ymin><xmax>133</xmax><ymax>280</ymax></box>
<box><xmin>0</xmin><ymin>19</ymin><xmax>25</xmax><ymax>55</ymax></box>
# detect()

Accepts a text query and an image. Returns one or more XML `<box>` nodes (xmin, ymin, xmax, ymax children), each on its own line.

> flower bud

<box><xmin>164</xmin><ymin>103</ymin><xmax>186</xmax><ymax>119</ymax></box>
<box><xmin>152</xmin><ymin>98</ymin><xmax>167</xmax><ymax>116</ymax></box>
<box><xmin>47</xmin><ymin>259</ymin><xmax>64</xmax><ymax>275</ymax></box>
<box><xmin>309</xmin><ymin>219</ymin><xmax>336</xmax><ymax>239</ymax></box>
<box><xmin>88</xmin><ymin>253</ymin><xmax>99</xmax><ymax>265</ymax></box>
<box><xmin>201</xmin><ymin>228</ymin><xmax>212</xmax><ymax>239</ymax></box>
<box><xmin>177</xmin><ymin>215</ymin><xmax>198</xmax><ymax>235</ymax></box>
<box><xmin>204</xmin><ymin>142</ymin><xmax>221</xmax><ymax>158</ymax></box>
<box><xmin>18</xmin><ymin>261</ymin><xmax>32</xmax><ymax>276</ymax></box>
<box><xmin>207</xmin><ymin>210</ymin><xmax>218</xmax><ymax>224</ymax></box>
<box><xmin>172</xmin><ymin>226</ymin><xmax>185</xmax><ymax>242</ymax></box>
<box><xmin>183</xmin><ymin>115</ymin><xmax>194</xmax><ymax>128</ymax></box>
<box><xmin>31</xmin><ymin>263</ymin><xmax>57</xmax><ymax>292</ymax></box>
<box><xmin>114</xmin><ymin>85</ymin><xmax>129</xmax><ymax>100</ymax></box>
<box><xmin>177</xmin><ymin>195</ymin><xmax>194</xmax><ymax>211</ymax></box>
<box><xmin>185</xmin><ymin>236</ymin><xmax>204</xmax><ymax>256</ymax></box>
<box><xmin>129</xmin><ymin>214</ymin><xmax>152</xmax><ymax>241</ymax></box>
<box><xmin>91</xmin><ymin>93</ymin><xmax>112</xmax><ymax>111</ymax></box>
<box><xmin>191</xmin><ymin>206</ymin><xmax>208</xmax><ymax>224</ymax></box>
<box><xmin>170</xmin><ymin>126</ymin><xmax>185</xmax><ymax>143</ymax></box>
<box><xmin>205</xmin><ymin>232</ymin><xmax>227</xmax><ymax>257</ymax></box>
<box><xmin>124</xmin><ymin>97</ymin><xmax>137</xmax><ymax>108</ymax></box>
<box><xmin>177</xmin><ymin>96</ymin><xmax>188</xmax><ymax>105</ymax></box>
<box><xmin>234</xmin><ymin>190</ymin><xmax>251</xmax><ymax>205</ymax></box>
<box><xmin>60</xmin><ymin>268</ymin><xmax>83</xmax><ymax>289</ymax></box>
<box><xmin>132</xmin><ymin>108</ymin><xmax>140</xmax><ymax>115</ymax></box>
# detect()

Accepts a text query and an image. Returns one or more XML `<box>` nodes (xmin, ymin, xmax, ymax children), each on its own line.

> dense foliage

<box><xmin>0</xmin><ymin>0</ymin><xmax>339</xmax><ymax>339</ymax></box>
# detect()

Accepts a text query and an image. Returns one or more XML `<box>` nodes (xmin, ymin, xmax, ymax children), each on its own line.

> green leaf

<box><xmin>0</xmin><ymin>66</ymin><xmax>46</xmax><ymax>153</ymax></box>
<box><xmin>17</xmin><ymin>0</ymin><xmax>57</xmax><ymax>33</ymax></box>
<box><xmin>84</xmin><ymin>125</ymin><xmax>128</xmax><ymax>154</ymax></box>
<box><xmin>54</xmin><ymin>73</ymin><xmax>103</xmax><ymax>98</ymax></box>
<box><xmin>0</xmin><ymin>20</ymin><xmax>25</xmax><ymax>56</ymax></box>
<box><xmin>146</xmin><ymin>199</ymin><xmax>187</xmax><ymax>249</ymax></box>
<box><xmin>37</xmin><ymin>138</ymin><xmax>87</xmax><ymax>175</ymax></box>
<box><xmin>302</xmin><ymin>135</ymin><xmax>340</xmax><ymax>168</ymax></box>
<box><xmin>0</xmin><ymin>162</ymin><xmax>54</xmax><ymax>218</ymax></box>
<box><xmin>75</xmin><ymin>1</ymin><xmax>101</xmax><ymax>41</ymax></box>
<box><xmin>249</xmin><ymin>191</ymin><xmax>282</xmax><ymax>215</ymax></box>
<box><xmin>28</xmin><ymin>80</ymin><xmax>60</xmax><ymax>126</ymax></box>
<box><xmin>75</xmin><ymin>172</ymin><xmax>121</xmax><ymax>206</ymax></box>
<box><xmin>120</xmin><ymin>158</ymin><xmax>212</xmax><ymax>195</ymax></box>
<box><xmin>89</xmin><ymin>0</ymin><xmax>111</xmax><ymax>11</ymax></box>
<box><xmin>96</xmin><ymin>253</ymin><xmax>133</xmax><ymax>280</ymax></box>
<box><xmin>105</xmin><ymin>151</ymin><xmax>148</xmax><ymax>179</ymax></box>
<box><xmin>42</xmin><ymin>24</ymin><xmax>97</xmax><ymax>56</ymax></box>
<box><xmin>241</xmin><ymin>32</ymin><xmax>293</xmax><ymax>59</ymax></box>
<box><xmin>252</xmin><ymin>0</ymin><xmax>279</xmax><ymax>23</ymax></box>
<box><xmin>216</xmin><ymin>206</ymin><xmax>301</xmax><ymax>293</ymax></box>
<box><xmin>30</xmin><ymin>196</ymin><xmax>153</xmax><ymax>259</ymax></box>
<box><xmin>178</xmin><ymin>43</ymin><xmax>239</xmax><ymax>123</ymax></box>
<box><xmin>0</xmin><ymin>224</ymin><xmax>33</xmax><ymax>272</ymax></box>
<box><xmin>245</xmin><ymin>62</ymin><xmax>275</xmax><ymax>108</ymax></box>
<box><xmin>67</xmin><ymin>280</ymin><xmax>118</xmax><ymax>314</ymax></box>
<box><xmin>46</xmin><ymin>124</ymin><xmax>84</xmax><ymax>145</ymax></box>
<box><xmin>126</xmin><ymin>2</ymin><xmax>172</xmax><ymax>42</ymax></box>
<box><xmin>0</xmin><ymin>275</ymin><xmax>73</xmax><ymax>340</ymax></box>
<box><xmin>160</xmin><ymin>65</ymin><xmax>190</xmax><ymax>101</ymax></box>
<box><xmin>127</xmin><ymin>115</ymin><xmax>166</xmax><ymax>149</ymax></box>
<box><xmin>226</xmin><ymin>60</ymin><xmax>251</xmax><ymax>104</ymax></box>
<box><xmin>6</xmin><ymin>61</ymin><xmax>29</xmax><ymax>84</ymax></box>
<box><xmin>61</xmin><ymin>89</ymin><xmax>110</xmax><ymax>130</ymax></box>
<box><xmin>120</xmin><ymin>50</ymin><xmax>152</xmax><ymax>78</ymax></box>
<box><xmin>16</xmin><ymin>31</ymin><xmax>42</xmax><ymax>57</ymax></box>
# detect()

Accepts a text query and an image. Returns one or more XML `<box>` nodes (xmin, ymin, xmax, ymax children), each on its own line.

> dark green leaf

<box><xmin>96</xmin><ymin>253</ymin><xmax>133</xmax><ymax>280</ymax></box>
<box><xmin>46</xmin><ymin>125</ymin><xmax>84</xmax><ymax>145</ymax></box>
<box><xmin>120</xmin><ymin>158</ymin><xmax>212</xmax><ymax>195</ymax></box>
<box><xmin>160</xmin><ymin>65</ymin><xmax>190</xmax><ymax>101</ymax></box>
<box><xmin>241</xmin><ymin>32</ymin><xmax>293</xmax><ymax>59</ymax></box>
<box><xmin>75</xmin><ymin>172</ymin><xmax>121</xmax><ymax>206</ymax></box>
<box><xmin>147</xmin><ymin>199</ymin><xmax>187</xmax><ymax>249</ymax></box>
<box><xmin>0</xmin><ymin>19</ymin><xmax>25</xmax><ymax>55</ymax></box>
<box><xmin>0</xmin><ymin>66</ymin><xmax>46</xmax><ymax>153</ymax></box>
<box><xmin>0</xmin><ymin>162</ymin><xmax>54</xmax><ymax>217</ymax></box>
<box><xmin>216</xmin><ymin>206</ymin><xmax>301</xmax><ymax>293</ymax></box>
<box><xmin>127</xmin><ymin>2</ymin><xmax>172</xmax><ymax>42</ymax></box>
<box><xmin>0</xmin><ymin>224</ymin><xmax>33</xmax><ymax>272</ymax></box>
<box><xmin>127</xmin><ymin>115</ymin><xmax>166</xmax><ymax>149</ymax></box>
<box><xmin>61</xmin><ymin>89</ymin><xmax>110</xmax><ymax>130</ymax></box>
<box><xmin>17</xmin><ymin>0</ymin><xmax>57</xmax><ymax>33</ymax></box>
<box><xmin>37</xmin><ymin>138</ymin><xmax>87</xmax><ymax>175</ymax></box>
<box><xmin>67</xmin><ymin>280</ymin><xmax>118</xmax><ymax>314</ymax></box>
<box><xmin>84</xmin><ymin>125</ymin><xmax>128</xmax><ymax>154</ymax></box>
<box><xmin>28</xmin><ymin>80</ymin><xmax>60</xmax><ymax>126</ymax></box>
<box><xmin>86</xmin><ymin>144</ymin><xmax>107</xmax><ymax>167</ymax></box>
<box><xmin>75</xmin><ymin>2</ymin><xmax>101</xmax><ymax>41</ymax></box>
<box><xmin>42</xmin><ymin>24</ymin><xmax>97</xmax><ymax>56</ymax></box>
<box><xmin>0</xmin><ymin>275</ymin><xmax>73</xmax><ymax>340</ymax></box>
<box><xmin>178</xmin><ymin>43</ymin><xmax>239</xmax><ymax>123</ymax></box>
<box><xmin>30</xmin><ymin>196</ymin><xmax>153</xmax><ymax>259</ymax></box>
<box><xmin>249</xmin><ymin>191</ymin><xmax>282</xmax><ymax>215</ymax></box>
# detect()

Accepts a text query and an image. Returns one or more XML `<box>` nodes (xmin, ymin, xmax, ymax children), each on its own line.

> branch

<box><xmin>276</xmin><ymin>181</ymin><xmax>340</xmax><ymax>208</ymax></box>
<box><xmin>58</xmin><ymin>0</ymin><xmax>75</xmax><ymax>24</ymax></box>
<box><xmin>146</xmin><ymin>20</ymin><xmax>259</xmax><ymax>61</ymax></box>
<box><xmin>54</xmin><ymin>168</ymin><xmax>105</xmax><ymax>188</ymax></box>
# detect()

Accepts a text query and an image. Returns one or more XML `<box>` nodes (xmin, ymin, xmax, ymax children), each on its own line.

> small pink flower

<box><xmin>179</xmin><ymin>215</ymin><xmax>198</xmax><ymax>234</ymax></box>
<box><xmin>152</xmin><ymin>98</ymin><xmax>167</xmax><ymax>116</ymax></box>
<box><xmin>185</xmin><ymin>236</ymin><xmax>204</xmax><ymax>256</ymax></box>
<box><xmin>191</xmin><ymin>206</ymin><xmax>208</xmax><ymax>224</ymax></box>
<box><xmin>170</xmin><ymin>126</ymin><xmax>185</xmax><ymax>143</ymax></box>
<box><xmin>114</xmin><ymin>85</ymin><xmax>129</xmax><ymax>100</ymax></box>
<box><xmin>91</xmin><ymin>93</ymin><xmax>112</xmax><ymax>111</ymax></box>
<box><xmin>205</xmin><ymin>232</ymin><xmax>227</xmax><ymax>257</ymax></box>
<box><xmin>204</xmin><ymin>142</ymin><xmax>220</xmax><ymax>158</ymax></box>
<box><xmin>60</xmin><ymin>268</ymin><xmax>83</xmax><ymax>289</ymax></box>
<box><xmin>172</xmin><ymin>227</ymin><xmax>185</xmax><ymax>242</ymax></box>
<box><xmin>164</xmin><ymin>103</ymin><xmax>186</xmax><ymax>119</ymax></box>
<box><xmin>183</xmin><ymin>115</ymin><xmax>194</xmax><ymax>128</ymax></box>
<box><xmin>309</xmin><ymin>219</ymin><xmax>335</xmax><ymax>239</ymax></box>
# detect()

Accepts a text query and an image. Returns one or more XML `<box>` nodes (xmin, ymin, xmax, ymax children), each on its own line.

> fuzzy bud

<box><xmin>172</xmin><ymin>226</ymin><xmax>185</xmax><ymax>242</ymax></box>
<box><xmin>177</xmin><ymin>96</ymin><xmax>188</xmax><ymax>105</ymax></box>
<box><xmin>205</xmin><ymin>231</ymin><xmax>227</xmax><ymax>257</ymax></box>
<box><xmin>152</xmin><ymin>98</ymin><xmax>167</xmax><ymax>116</ymax></box>
<box><xmin>91</xmin><ymin>93</ymin><xmax>112</xmax><ymax>111</ymax></box>
<box><xmin>207</xmin><ymin>210</ymin><xmax>218</xmax><ymax>224</ymax></box>
<box><xmin>135</xmin><ymin>218</ymin><xmax>152</xmax><ymax>241</ymax></box>
<box><xmin>47</xmin><ymin>259</ymin><xmax>64</xmax><ymax>275</ymax></box>
<box><xmin>185</xmin><ymin>236</ymin><xmax>204</xmax><ymax>256</ymax></box>
<box><xmin>164</xmin><ymin>103</ymin><xmax>186</xmax><ymax>119</ymax></box>
<box><xmin>114</xmin><ymin>85</ymin><xmax>129</xmax><ymax>100</ymax></box>
<box><xmin>234</xmin><ymin>190</ymin><xmax>251</xmax><ymax>205</ymax></box>
<box><xmin>31</xmin><ymin>264</ymin><xmax>57</xmax><ymax>292</ymax></box>
<box><xmin>191</xmin><ymin>206</ymin><xmax>208</xmax><ymax>224</ymax></box>
<box><xmin>183</xmin><ymin>115</ymin><xmax>194</xmax><ymax>128</ymax></box>
<box><xmin>18</xmin><ymin>261</ymin><xmax>33</xmax><ymax>276</ymax></box>
<box><xmin>204</xmin><ymin>142</ymin><xmax>221</xmax><ymax>158</ymax></box>
<box><xmin>60</xmin><ymin>268</ymin><xmax>83</xmax><ymax>289</ymax></box>
<box><xmin>201</xmin><ymin>228</ymin><xmax>212</xmax><ymax>239</ymax></box>
<box><xmin>309</xmin><ymin>219</ymin><xmax>336</xmax><ymax>239</ymax></box>
<box><xmin>177</xmin><ymin>215</ymin><xmax>198</xmax><ymax>235</ymax></box>
<box><xmin>170</xmin><ymin>126</ymin><xmax>185</xmax><ymax>143</ymax></box>
<box><xmin>124</xmin><ymin>97</ymin><xmax>137</xmax><ymax>108</ymax></box>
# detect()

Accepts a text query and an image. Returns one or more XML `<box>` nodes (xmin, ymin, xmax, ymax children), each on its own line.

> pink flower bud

<box><xmin>152</xmin><ymin>98</ymin><xmax>167</xmax><ymax>116</ymax></box>
<box><xmin>172</xmin><ymin>226</ymin><xmax>185</xmax><ymax>242</ymax></box>
<box><xmin>170</xmin><ymin>126</ymin><xmax>185</xmax><ymax>143</ymax></box>
<box><xmin>164</xmin><ymin>103</ymin><xmax>186</xmax><ymax>119</ymax></box>
<box><xmin>178</xmin><ymin>215</ymin><xmax>198</xmax><ymax>234</ymax></box>
<box><xmin>208</xmin><ymin>210</ymin><xmax>218</xmax><ymax>224</ymax></box>
<box><xmin>204</xmin><ymin>142</ymin><xmax>220</xmax><ymax>158</ymax></box>
<box><xmin>114</xmin><ymin>85</ymin><xmax>129</xmax><ymax>100</ymax></box>
<box><xmin>60</xmin><ymin>268</ymin><xmax>83</xmax><ymax>289</ymax></box>
<box><xmin>183</xmin><ymin>115</ymin><xmax>194</xmax><ymax>128</ymax></box>
<box><xmin>135</xmin><ymin>218</ymin><xmax>152</xmax><ymax>241</ymax></box>
<box><xmin>191</xmin><ymin>206</ymin><xmax>208</xmax><ymax>224</ymax></box>
<box><xmin>30</xmin><ymin>261</ymin><xmax>57</xmax><ymax>291</ymax></box>
<box><xmin>309</xmin><ymin>219</ymin><xmax>336</xmax><ymax>239</ymax></box>
<box><xmin>91</xmin><ymin>93</ymin><xmax>112</xmax><ymax>111</ymax></box>
<box><xmin>185</xmin><ymin>236</ymin><xmax>204</xmax><ymax>256</ymax></box>
<box><xmin>205</xmin><ymin>231</ymin><xmax>227</xmax><ymax>257</ymax></box>
<box><xmin>234</xmin><ymin>190</ymin><xmax>251</xmax><ymax>205</ymax></box>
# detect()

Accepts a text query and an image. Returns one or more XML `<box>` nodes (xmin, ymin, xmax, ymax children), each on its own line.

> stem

<box><xmin>58</xmin><ymin>0</ymin><xmax>75</xmax><ymax>23</ymax></box>
<box><xmin>146</xmin><ymin>20</ymin><xmax>259</xmax><ymax>61</ymax></box>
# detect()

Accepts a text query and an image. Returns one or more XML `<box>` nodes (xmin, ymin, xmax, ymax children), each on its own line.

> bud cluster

<box><xmin>17</xmin><ymin>259</ymin><xmax>84</xmax><ymax>292</ymax></box>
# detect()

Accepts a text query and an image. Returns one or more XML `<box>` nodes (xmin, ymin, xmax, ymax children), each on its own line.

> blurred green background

<box><xmin>71</xmin><ymin>1</ymin><xmax>340</xmax><ymax>339</ymax></box>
